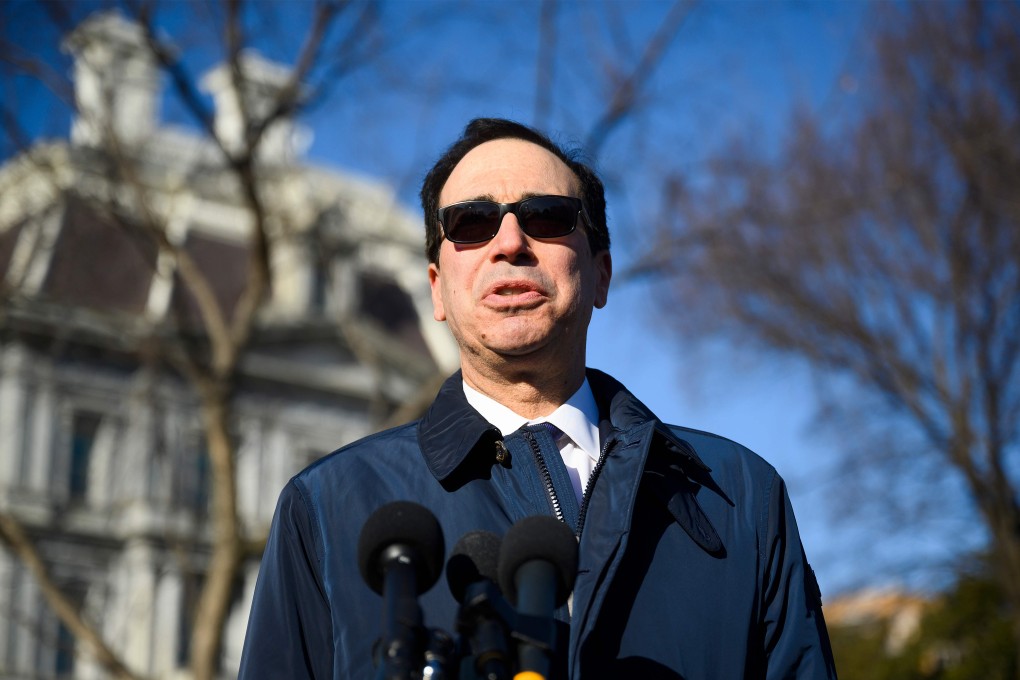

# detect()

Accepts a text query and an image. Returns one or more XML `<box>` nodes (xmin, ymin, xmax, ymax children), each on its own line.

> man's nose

<box><xmin>489</xmin><ymin>213</ymin><xmax>532</xmax><ymax>261</ymax></box>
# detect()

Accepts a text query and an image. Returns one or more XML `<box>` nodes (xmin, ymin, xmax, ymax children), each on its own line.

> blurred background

<box><xmin>0</xmin><ymin>1</ymin><xmax>1017</xmax><ymax>678</ymax></box>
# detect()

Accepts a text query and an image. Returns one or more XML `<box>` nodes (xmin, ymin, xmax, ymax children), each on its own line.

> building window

<box><xmin>173</xmin><ymin>440</ymin><xmax>210</xmax><ymax>514</ymax></box>
<box><xmin>54</xmin><ymin>622</ymin><xmax>75</xmax><ymax>676</ymax></box>
<box><xmin>52</xmin><ymin>582</ymin><xmax>87</xmax><ymax>677</ymax></box>
<box><xmin>176</xmin><ymin>572</ymin><xmax>203</xmax><ymax>667</ymax></box>
<box><xmin>18</xmin><ymin>384</ymin><xmax>36</xmax><ymax>485</ymax></box>
<box><xmin>70</xmin><ymin>411</ymin><xmax>102</xmax><ymax>501</ymax></box>
<box><xmin>310</xmin><ymin>258</ymin><xmax>329</xmax><ymax>314</ymax></box>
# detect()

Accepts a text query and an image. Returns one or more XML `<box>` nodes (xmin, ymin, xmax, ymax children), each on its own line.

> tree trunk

<box><xmin>989</xmin><ymin>509</ymin><xmax>1020</xmax><ymax>680</ymax></box>
<box><xmin>189</xmin><ymin>390</ymin><xmax>243</xmax><ymax>680</ymax></box>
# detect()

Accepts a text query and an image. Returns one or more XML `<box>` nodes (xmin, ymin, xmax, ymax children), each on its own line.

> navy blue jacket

<box><xmin>239</xmin><ymin>370</ymin><xmax>836</xmax><ymax>679</ymax></box>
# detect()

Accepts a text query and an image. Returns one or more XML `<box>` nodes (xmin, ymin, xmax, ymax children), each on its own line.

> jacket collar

<box><xmin>586</xmin><ymin>369</ymin><xmax>711</xmax><ymax>473</ymax></box>
<box><xmin>416</xmin><ymin>370</ymin><xmax>499</xmax><ymax>481</ymax></box>
<box><xmin>417</xmin><ymin>369</ymin><xmax>710</xmax><ymax>483</ymax></box>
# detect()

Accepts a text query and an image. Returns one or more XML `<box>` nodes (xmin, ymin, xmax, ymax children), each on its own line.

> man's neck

<box><xmin>461</xmin><ymin>360</ymin><xmax>586</xmax><ymax>420</ymax></box>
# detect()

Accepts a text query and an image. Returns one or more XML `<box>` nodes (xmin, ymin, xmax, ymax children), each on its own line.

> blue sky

<box><xmin>5</xmin><ymin>0</ymin><xmax>963</xmax><ymax>596</ymax></box>
<box><xmin>308</xmin><ymin>1</ymin><xmax>981</xmax><ymax>596</ymax></box>
<box><xmin>301</xmin><ymin>0</ymin><xmax>879</xmax><ymax>596</ymax></box>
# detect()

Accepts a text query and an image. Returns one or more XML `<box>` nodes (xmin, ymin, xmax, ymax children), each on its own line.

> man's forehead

<box><xmin>440</xmin><ymin>138</ymin><xmax>580</xmax><ymax>205</ymax></box>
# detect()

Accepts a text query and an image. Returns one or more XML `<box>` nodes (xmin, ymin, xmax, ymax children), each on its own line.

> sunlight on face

<box><xmin>428</xmin><ymin>138</ymin><xmax>611</xmax><ymax>381</ymax></box>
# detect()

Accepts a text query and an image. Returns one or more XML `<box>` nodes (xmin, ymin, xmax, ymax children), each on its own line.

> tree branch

<box><xmin>0</xmin><ymin>514</ymin><xmax>139</xmax><ymax>680</ymax></box>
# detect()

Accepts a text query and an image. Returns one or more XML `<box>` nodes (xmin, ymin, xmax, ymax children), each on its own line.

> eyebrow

<box><xmin>456</xmin><ymin>191</ymin><xmax>561</xmax><ymax>203</ymax></box>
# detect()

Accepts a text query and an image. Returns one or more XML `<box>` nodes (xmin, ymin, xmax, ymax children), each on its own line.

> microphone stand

<box><xmin>377</xmin><ymin>546</ymin><xmax>428</xmax><ymax>680</ymax></box>
<box><xmin>456</xmin><ymin>580</ymin><xmax>514</xmax><ymax>680</ymax></box>
<box><xmin>423</xmin><ymin>629</ymin><xmax>455</xmax><ymax>680</ymax></box>
<box><xmin>510</xmin><ymin>560</ymin><xmax>559</xmax><ymax>679</ymax></box>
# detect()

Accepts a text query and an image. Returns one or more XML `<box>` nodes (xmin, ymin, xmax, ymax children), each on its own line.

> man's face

<box><xmin>429</xmin><ymin>138</ymin><xmax>612</xmax><ymax>378</ymax></box>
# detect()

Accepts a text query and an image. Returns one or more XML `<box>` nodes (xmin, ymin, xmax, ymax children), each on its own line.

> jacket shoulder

<box><xmin>291</xmin><ymin>420</ymin><xmax>422</xmax><ymax>488</ymax></box>
<box><xmin>661</xmin><ymin>423</ymin><xmax>779</xmax><ymax>480</ymax></box>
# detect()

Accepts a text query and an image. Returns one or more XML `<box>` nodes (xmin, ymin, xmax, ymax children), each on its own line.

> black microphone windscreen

<box><xmin>357</xmin><ymin>501</ymin><xmax>445</xmax><ymax>595</ymax></box>
<box><xmin>497</xmin><ymin>515</ymin><xmax>578</xmax><ymax>606</ymax></box>
<box><xmin>446</xmin><ymin>530</ymin><xmax>502</xmax><ymax>603</ymax></box>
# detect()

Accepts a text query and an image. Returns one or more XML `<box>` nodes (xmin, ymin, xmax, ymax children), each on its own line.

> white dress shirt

<box><xmin>463</xmin><ymin>378</ymin><xmax>602</xmax><ymax>504</ymax></box>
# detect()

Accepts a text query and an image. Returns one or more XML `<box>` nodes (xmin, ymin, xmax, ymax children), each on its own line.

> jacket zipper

<box><xmin>523</xmin><ymin>429</ymin><xmax>617</xmax><ymax>539</ymax></box>
<box><xmin>575</xmin><ymin>438</ymin><xmax>616</xmax><ymax>538</ymax></box>
<box><xmin>522</xmin><ymin>429</ymin><xmax>564</xmax><ymax>523</ymax></box>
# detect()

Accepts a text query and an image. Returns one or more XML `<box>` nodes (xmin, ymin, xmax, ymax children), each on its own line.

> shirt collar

<box><xmin>463</xmin><ymin>378</ymin><xmax>602</xmax><ymax>462</ymax></box>
<box><xmin>416</xmin><ymin>369</ymin><xmax>711</xmax><ymax>483</ymax></box>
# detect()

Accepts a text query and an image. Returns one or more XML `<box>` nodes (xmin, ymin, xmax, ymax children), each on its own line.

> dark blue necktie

<box><xmin>535</xmin><ymin>421</ymin><xmax>563</xmax><ymax>444</ymax></box>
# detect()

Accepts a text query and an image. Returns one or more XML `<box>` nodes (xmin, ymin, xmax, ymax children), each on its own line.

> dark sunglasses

<box><xmin>438</xmin><ymin>195</ymin><xmax>589</xmax><ymax>244</ymax></box>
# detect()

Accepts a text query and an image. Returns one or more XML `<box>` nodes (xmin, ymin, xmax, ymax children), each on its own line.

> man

<box><xmin>238</xmin><ymin>118</ymin><xmax>836</xmax><ymax>679</ymax></box>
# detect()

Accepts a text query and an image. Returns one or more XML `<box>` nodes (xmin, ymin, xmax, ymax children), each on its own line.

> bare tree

<box><xmin>0</xmin><ymin>2</ymin><xmax>447</xmax><ymax>678</ymax></box>
<box><xmin>0</xmin><ymin>1</ymin><xmax>704</xmax><ymax>677</ymax></box>
<box><xmin>634</xmin><ymin>0</ymin><xmax>1020</xmax><ymax>664</ymax></box>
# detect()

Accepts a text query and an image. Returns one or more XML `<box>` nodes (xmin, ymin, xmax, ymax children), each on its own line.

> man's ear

<box><xmin>428</xmin><ymin>262</ymin><xmax>446</xmax><ymax>321</ymax></box>
<box><xmin>594</xmin><ymin>250</ymin><xmax>612</xmax><ymax>309</ymax></box>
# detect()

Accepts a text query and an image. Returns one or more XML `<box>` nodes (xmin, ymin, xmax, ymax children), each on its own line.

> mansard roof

<box><xmin>0</xmin><ymin>22</ymin><xmax>455</xmax><ymax>407</ymax></box>
<box><xmin>0</xmin><ymin>141</ymin><xmax>449</xmax><ymax>405</ymax></box>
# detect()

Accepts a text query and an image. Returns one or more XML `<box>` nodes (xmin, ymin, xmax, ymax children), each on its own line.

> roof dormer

<box><xmin>63</xmin><ymin>11</ymin><xmax>160</xmax><ymax>148</ymax></box>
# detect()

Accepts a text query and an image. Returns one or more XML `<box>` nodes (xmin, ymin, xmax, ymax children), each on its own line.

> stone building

<box><xmin>0</xmin><ymin>12</ymin><xmax>454</xmax><ymax>678</ymax></box>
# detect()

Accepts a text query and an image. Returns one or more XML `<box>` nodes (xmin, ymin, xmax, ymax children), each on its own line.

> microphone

<box><xmin>447</xmin><ymin>531</ymin><xmax>511</xmax><ymax>680</ymax></box>
<box><xmin>498</xmin><ymin>516</ymin><xmax>578</xmax><ymax>680</ymax></box>
<box><xmin>447</xmin><ymin>530</ymin><xmax>502</xmax><ymax>603</ymax></box>
<box><xmin>357</xmin><ymin>501</ymin><xmax>445</xmax><ymax>680</ymax></box>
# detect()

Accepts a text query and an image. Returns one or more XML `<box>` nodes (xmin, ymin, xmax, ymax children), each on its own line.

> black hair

<box><xmin>420</xmin><ymin>118</ymin><xmax>609</xmax><ymax>265</ymax></box>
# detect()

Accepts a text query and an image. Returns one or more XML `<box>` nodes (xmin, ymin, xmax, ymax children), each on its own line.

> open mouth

<box><xmin>497</xmin><ymin>286</ymin><xmax>532</xmax><ymax>296</ymax></box>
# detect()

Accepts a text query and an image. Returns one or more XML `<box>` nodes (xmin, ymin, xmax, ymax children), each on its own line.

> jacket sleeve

<box><xmin>238</xmin><ymin>479</ymin><xmax>334</xmax><ymax>680</ymax></box>
<box><xmin>761</xmin><ymin>471</ymin><xmax>838</xmax><ymax>679</ymax></box>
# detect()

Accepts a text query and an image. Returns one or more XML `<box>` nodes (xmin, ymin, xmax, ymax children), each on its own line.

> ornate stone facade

<box><xmin>0</xmin><ymin>12</ymin><xmax>454</xmax><ymax>679</ymax></box>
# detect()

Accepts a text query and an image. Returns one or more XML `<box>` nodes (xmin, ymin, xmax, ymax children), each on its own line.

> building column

<box><xmin>27</xmin><ymin>374</ymin><xmax>57</xmax><ymax>499</ymax></box>
<box><xmin>223</xmin><ymin>559</ymin><xmax>261</xmax><ymax>676</ymax></box>
<box><xmin>236</xmin><ymin>415</ymin><xmax>265</xmax><ymax>530</ymax></box>
<box><xmin>0</xmin><ymin>551</ymin><xmax>13</xmax><ymax>672</ymax></box>
<box><xmin>0</xmin><ymin>344</ymin><xmax>29</xmax><ymax>491</ymax></box>
<box><xmin>8</xmin><ymin>561</ymin><xmax>39</xmax><ymax>674</ymax></box>
<box><xmin>119</xmin><ymin>538</ymin><xmax>157</xmax><ymax>675</ymax></box>
<box><xmin>152</xmin><ymin>559</ymin><xmax>183</xmax><ymax>675</ymax></box>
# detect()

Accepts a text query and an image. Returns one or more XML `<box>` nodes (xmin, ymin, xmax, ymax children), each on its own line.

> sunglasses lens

<box><xmin>443</xmin><ymin>203</ymin><xmax>501</xmax><ymax>243</ymax></box>
<box><xmin>519</xmin><ymin>197</ymin><xmax>579</xmax><ymax>238</ymax></box>
<box><xmin>440</xmin><ymin>196</ymin><xmax>581</xmax><ymax>244</ymax></box>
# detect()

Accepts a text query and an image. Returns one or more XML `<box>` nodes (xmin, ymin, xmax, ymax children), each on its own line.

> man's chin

<box><xmin>481</xmin><ymin>318</ymin><xmax>556</xmax><ymax>353</ymax></box>
<box><xmin>490</xmin><ymin>342</ymin><xmax>545</xmax><ymax>358</ymax></box>
<box><xmin>480</xmin><ymin>336</ymin><xmax>556</xmax><ymax>364</ymax></box>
